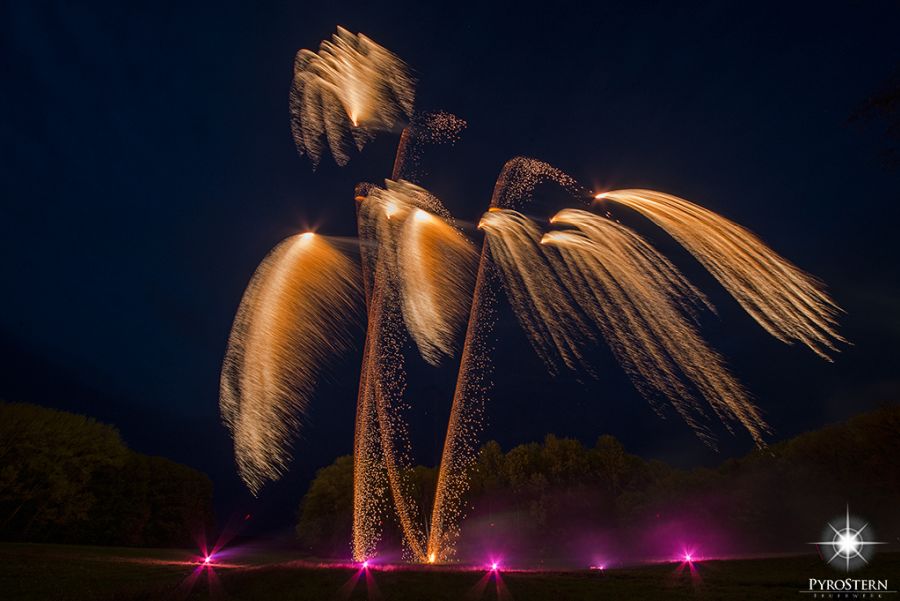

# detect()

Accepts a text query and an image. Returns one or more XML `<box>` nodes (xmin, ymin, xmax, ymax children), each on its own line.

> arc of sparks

<box><xmin>350</xmin><ymin>109</ymin><xmax>468</xmax><ymax>561</ymax></box>
<box><xmin>596</xmin><ymin>189</ymin><xmax>845</xmax><ymax>360</ymax></box>
<box><xmin>220</xmin><ymin>233</ymin><xmax>362</xmax><ymax>494</ymax></box>
<box><xmin>223</xmin><ymin>28</ymin><xmax>848</xmax><ymax>567</ymax></box>
<box><xmin>290</xmin><ymin>27</ymin><xmax>415</xmax><ymax>167</ymax></box>
<box><xmin>543</xmin><ymin>208</ymin><xmax>768</xmax><ymax>446</ymax></box>
<box><xmin>426</xmin><ymin>157</ymin><xmax>585</xmax><ymax>562</ymax></box>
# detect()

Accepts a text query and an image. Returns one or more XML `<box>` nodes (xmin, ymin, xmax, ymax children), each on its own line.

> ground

<box><xmin>2</xmin><ymin>543</ymin><xmax>897</xmax><ymax>600</ymax></box>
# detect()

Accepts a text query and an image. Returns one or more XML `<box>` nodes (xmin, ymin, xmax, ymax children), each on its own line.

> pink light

<box><xmin>491</xmin><ymin>562</ymin><xmax>499</xmax><ymax>571</ymax></box>
<box><xmin>683</xmin><ymin>553</ymin><xmax>692</xmax><ymax>563</ymax></box>
<box><xmin>361</xmin><ymin>560</ymin><xmax>369</xmax><ymax>569</ymax></box>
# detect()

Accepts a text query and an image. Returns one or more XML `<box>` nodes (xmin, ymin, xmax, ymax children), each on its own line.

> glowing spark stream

<box><xmin>290</xmin><ymin>27</ymin><xmax>415</xmax><ymax>167</ymax></box>
<box><xmin>392</xmin><ymin>111</ymin><xmax>467</xmax><ymax>181</ymax></box>
<box><xmin>350</xmin><ymin>111</ymin><xmax>467</xmax><ymax>562</ymax></box>
<box><xmin>355</xmin><ymin>187</ymin><xmax>424</xmax><ymax>561</ymax></box>
<box><xmin>220</xmin><ymin>233</ymin><xmax>362</xmax><ymax>494</ymax></box>
<box><xmin>427</xmin><ymin>158</ymin><xmax>582</xmax><ymax>562</ymax></box>
<box><xmin>354</xmin><ymin>180</ymin><xmax>474</xmax><ymax>561</ymax></box>
<box><xmin>352</xmin><ymin>183</ymin><xmax>389</xmax><ymax>562</ymax></box>
<box><xmin>478</xmin><ymin>209</ymin><xmax>595</xmax><ymax>374</ymax></box>
<box><xmin>351</xmin><ymin>324</ymin><xmax>387</xmax><ymax>562</ymax></box>
<box><xmin>543</xmin><ymin>208</ymin><xmax>768</xmax><ymax>446</ymax></box>
<box><xmin>597</xmin><ymin>190</ymin><xmax>844</xmax><ymax>359</ymax></box>
<box><xmin>400</xmin><ymin>208</ymin><xmax>476</xmax><ymax>365</ymax></box>
<box><xmin>365</xmin><ymin>179</ymin><xmax>476</xmax><ymax>365</ymax></box>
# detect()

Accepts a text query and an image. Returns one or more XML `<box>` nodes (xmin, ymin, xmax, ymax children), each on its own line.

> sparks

<box><xmin>289</xmin><ymin>27</ymin><xmax>414</xmax><ymax>167</ymax></box>
<box><xmin>597</xmin><ymin>189</ymin><xmax>845</xmax><ymax>360</ymax></box>
<box><xmin>220</xmin><ymin>232</ymin><xmax>362</xmax><ymax>494</ymax></box>
<box><xmin>544</xmin><ymin>209</ymin><xmax>768</xmax><ymax>446</ymax></box>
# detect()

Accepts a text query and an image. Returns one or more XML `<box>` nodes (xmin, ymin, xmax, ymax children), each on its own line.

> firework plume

<box><xmin>290</xmin><ymin>27</ymin><xmax>415</xmax><ymax>167</ymax></box>
<box><xmin>544</xmin><ymin>208</ymin><xmax>768</xmax><ymax>446</ymax></box>
<box><xmin>220</xmin><ymin>233</ymin><xmax>361</xmax><ymax>494</ymax></box>
<box><xmin>598</xmin><ymin>190</ymin><xmax>844</xmax><ymax>359</ymax></box>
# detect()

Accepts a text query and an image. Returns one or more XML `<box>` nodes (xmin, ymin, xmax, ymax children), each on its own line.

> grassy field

<box><xmin>2</xmin><ymin>542</ymin><xmax>897</xmax><ymax>600</ymax></box>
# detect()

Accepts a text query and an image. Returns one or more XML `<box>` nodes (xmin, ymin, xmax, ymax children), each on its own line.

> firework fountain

<box><xmin>220</xmin><ymin>28</ymin><xmax>844</xmax><ymax>565</ymax></box>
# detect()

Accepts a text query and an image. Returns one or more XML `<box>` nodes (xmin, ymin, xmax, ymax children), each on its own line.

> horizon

<box><xmin>3</xmin><ymin>1</ymin><xmax>899</xmax><ymax>539</ymax></box>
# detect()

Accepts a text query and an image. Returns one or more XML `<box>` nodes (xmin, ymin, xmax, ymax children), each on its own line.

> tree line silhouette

<box><xmin>0</xmin><ymin>402</ymin><xmax>214</xmax><ymax>547</ymax></box>
<box><xmin>297</xmin><ymin>404</ymin><xmax>900</xmax><ymax>564</ymax></box>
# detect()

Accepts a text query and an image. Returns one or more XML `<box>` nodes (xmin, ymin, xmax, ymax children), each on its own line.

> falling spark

<box><xmin>427</xmin><ymin>158</ymin><xmax>583</xmax><ymax>563</ymax></box>
<box><xmin>392</xmin><ymin>111</ymin><xmax>467</xmax><ymax>181</ymax></box>
<box><xmin>363</xmin><ymin>179</ymin><xmax>476</xmax><ymax>365</ymax></box>
<box><xmin>597</xmin><ymin>190</ymin><xmax>844</xmax><ymax>359</ymax></box>
<box><xmin>350</xmin><ymin>111</ymin><xmax>467</xmax><ymax>562</ymax></box>
<box><xmin>269</xmin><ymin>29</ymin><xmax>844</xmax><ymax>566</ymax></box>
<box><xmin>543</xmin><ymin>208</ymin><xmax>768</xmax><ymax>446</ymax></box>
<box><xmin>352</xmin><ymin>184</ymin><xmax>391</xmax><ymax>563</ymax></box>
<box><xmin>353</xmin><ymin>180</ymin><xmax>474</xmax><ymax>562</ymax></box>
<box><xmin>478</xmin><ymin>209</ymin><xmax>595</xmax><ymax>375</ymax></box>
<box><xmin>290</xmin><ymin>27</ymin><xmax>415</xmax><ymax>167</ymax></box>
<box><xmin>220</xmin><ymin>233</ymin><xmax>362</xmax><ymax>494</ymax></box>
<box><xmin>400</xmin><ymin>208</ymin><xmax>476</xmax><ymax>364</ymax></box>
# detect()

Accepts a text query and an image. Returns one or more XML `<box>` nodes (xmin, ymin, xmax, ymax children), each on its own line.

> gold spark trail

<box><xmin>220</xmin><ymin>233</ymin><xmax>361</xmax><ymax>494</ymax></box>
<box><xmin>400</xmin><ymin>207</ymin><xmax>476</xmax><ymax>365</ymax></box>
<box><xmin>290</xmin><ymin>27</ymin><xmax>414</xmax><ymax>167</ymax></box>
<box><xmin>351</xmin><ymin>183</ymin><xmax>387</xmax><ymax>562</ymax></box>
<box><xmin>426</xmin><ymin>158</ymin><xmax>584</xmax><ymax>562</ymax></box>
<box><xmin>478</xmin><ymin>209</ymin><xmax>594</xmax><ymax>375</ymax></box>
<box><xmin>597</xmin><ymin>190</ymin><xmax>844</xmax><ymax>359</ymax></box>
<box><xmin>354</xmin><ymin>179</ymin><xmax>474</xmax><ymax>561</ymax></box>
<box><xmin>543</xmin><ymin>208</ymin><xmax>768</xmax><ymax>445</ymax></box>
<box><xmin>223</xmin><ymin>28</ymin><xmax>847</xmax><ymax>565</ymax></box>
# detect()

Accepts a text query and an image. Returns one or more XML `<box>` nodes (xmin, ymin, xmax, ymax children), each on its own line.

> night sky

<box><xmin>3</xmin><ymin>2</ymin><xmax>899</xmax><ymax>535</ymax></box>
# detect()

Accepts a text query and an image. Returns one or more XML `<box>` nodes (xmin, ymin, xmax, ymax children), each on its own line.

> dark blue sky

<box><xmin>2</xmin><ymin>1</ymin><xmax>899</xmax><ymax>533</ymax></box>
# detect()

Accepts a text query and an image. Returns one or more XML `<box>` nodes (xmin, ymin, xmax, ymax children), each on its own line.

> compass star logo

<box><xmin>809</xmin><ymin>505</ymin><xmax>887</xmax><ymax>572</ymax></box>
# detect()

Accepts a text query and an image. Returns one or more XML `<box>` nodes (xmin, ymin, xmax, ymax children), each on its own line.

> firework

<box><xmin>392</xmin><ymin>111</ymin><xmax>467</xmax><ymax>181</ymax></box>
<box><xmin>400</xmin><ymin>208</ymin><xmax>476</xmax><ymax>364</ymax></box>
<box><xmin>478</xmin><ymin>209</ymin><xmax>594</xmax><ymax>374</ymax></box>
<box><xmin>426</xmin><ymin>158</ymin><xmax>583</xmax><ymax>562</ymax></box>
<box><xmin>220</xmin><ymin>27</ymin><xmax>847</xmax><ymax>567</ymax></box>
<box><xmin>349</xmin><ymin>108</ymin><xmax>467</xmax><ymax>561</ymax></box>
<box><xmin>220</xmin><ymin>233</ymin><xmax>362</xmax><ymax>494</ymax></box>
<box><xmin>597</xmin><ymin>190</ymin><xmax>844</xmax><ymax>359</ymax></box>
<box><xmin>354</xmin><ymin>180</ymin><xmax>474</xmax><ymax>561</ymax></box>
<box><xmin>543</xmin><ymin>209</ymin><xmax>768</xmax><ymax>446</ymax></box>
<box><xmin>354</xmin><ymin>185</ymin><xmax>425</xmax><ymax>561</ymax></box>
<box><xmin>290</xmin><ymin>27</ymin><xmax>415</xmax><ymax>167</ymax></box>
